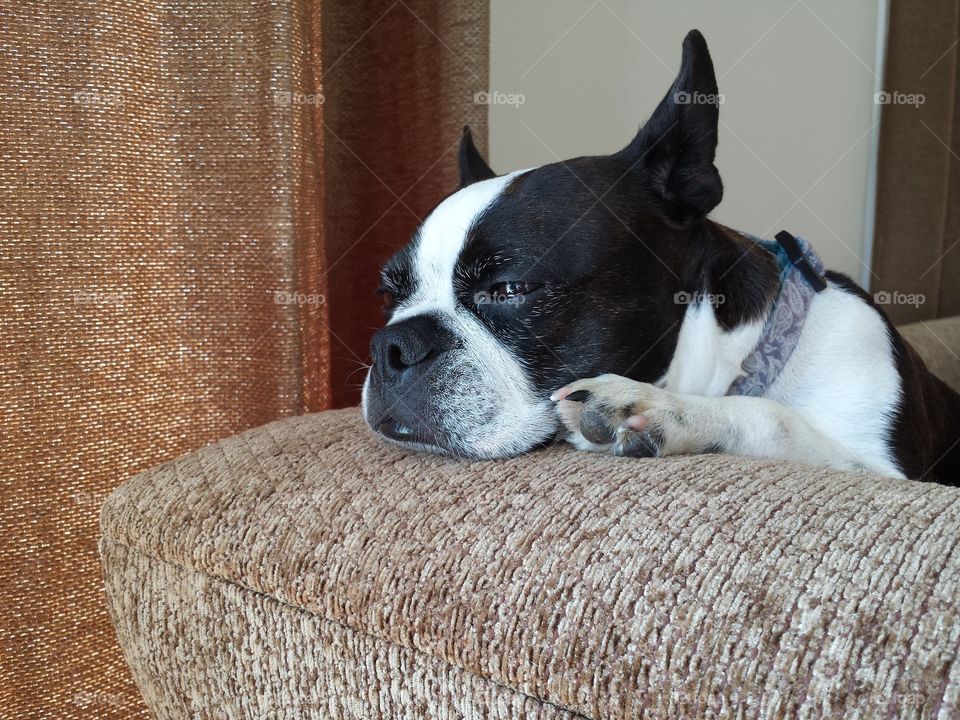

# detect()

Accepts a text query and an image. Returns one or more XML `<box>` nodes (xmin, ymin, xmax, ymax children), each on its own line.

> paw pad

<box><xmin>555</xmin><ymin>383</ymin><xmax>665</xmax><ymax>458</ymax></box>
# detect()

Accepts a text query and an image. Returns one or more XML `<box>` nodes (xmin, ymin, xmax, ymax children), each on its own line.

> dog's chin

<box><xmin>374</xmin><ymin>417</ymin><xmax>447</xmax><ymax>455</ymax></box>
<box><xmin>364</xmin><ymin>406</ymin><xmax>559</xmax><ymax>460</ymax></box>
<box><xmin>378</xmin><ymin>431</ymin><xmax>556</xmax><ymax>460</ymax></box>
<box><xmin>361</xmin><ymin>360</ymin><xmax>560</xmax><ymax>459</ymax></box>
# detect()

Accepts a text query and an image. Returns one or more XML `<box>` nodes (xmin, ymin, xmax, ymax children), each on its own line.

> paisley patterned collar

<box><xmin>727</xmin><ymin>231</ymin><xmax>827</xmax><ymax>397</ymax></box>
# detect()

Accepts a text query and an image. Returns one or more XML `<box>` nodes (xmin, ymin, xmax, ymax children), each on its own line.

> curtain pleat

<box><xmin>872</xmin><ymin>0</ymin><xmax>960</xmax><ymax>323</ymax></box>
<box><xmin>322</xmin><ymin>1</ymin><xmax>490</xmax><ymax>406</ymax></box>
<box><xmin>0</xmin><ymin>1</ymin><xmax>488</xmax><ymax>716</ymax></box>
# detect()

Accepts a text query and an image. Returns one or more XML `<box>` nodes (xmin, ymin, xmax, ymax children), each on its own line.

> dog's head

<box><xmin>363</xmin><ymin>30</ymin><xmax>726</xmax><ymax>458</ymax></box>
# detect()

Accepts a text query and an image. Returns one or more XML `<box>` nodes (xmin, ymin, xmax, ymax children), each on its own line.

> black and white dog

<box><xmin>362</xmin><ymin>30</ymin><xmax>960</xmax><ymax>484</ymax></box>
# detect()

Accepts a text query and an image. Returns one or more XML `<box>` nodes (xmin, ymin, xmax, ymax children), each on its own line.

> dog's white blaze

<box><xmin>391</xmin><ymin>170</ymin><xmax>528</xmax><ymax>321</ymax></box>
<box><xmin>372</xmin><ymin>169</ymin><xmax>555</xmax><ymax>458</ymax></box>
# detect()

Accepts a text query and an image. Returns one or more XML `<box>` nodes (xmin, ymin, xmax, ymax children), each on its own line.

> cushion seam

<box><xmin>101</xmin><ymin>535</ymin><xmax>594</xmax><ymax>720</ymax></box>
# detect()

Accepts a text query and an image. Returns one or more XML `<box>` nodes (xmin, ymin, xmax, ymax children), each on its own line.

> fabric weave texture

<box><xmin>2</xmin><ymin>1</ymin><xmax>488</xmax><ymax>716</ymax></box>
<box><xmin>102</xmin><ymin>404</ymin><xmax>960</xmax><ymax>719</ymax></box>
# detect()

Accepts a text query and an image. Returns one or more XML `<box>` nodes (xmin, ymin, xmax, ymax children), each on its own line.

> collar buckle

<box><xmin>775</xmin><ymin>230</ymin><xmax>827</xmax><ymax>292</ymax></box>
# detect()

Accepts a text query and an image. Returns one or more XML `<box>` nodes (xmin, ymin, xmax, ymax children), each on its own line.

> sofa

<box><xmin>100</xmin><ymin>319</ymin><xmax>960</xmax><ymax>719</ymax></box>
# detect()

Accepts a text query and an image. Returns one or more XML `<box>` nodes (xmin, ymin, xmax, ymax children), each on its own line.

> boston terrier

<box><xmin>362</xmin><ymin>30</ymin><xmax>960</xmax><ymax>484</ymax></box>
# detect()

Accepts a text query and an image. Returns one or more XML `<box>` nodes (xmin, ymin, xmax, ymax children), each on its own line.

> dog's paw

<box><xmin>551</xmin><ymin>374</ymin><xmax>690</xmax><ymax>458</ymax></box>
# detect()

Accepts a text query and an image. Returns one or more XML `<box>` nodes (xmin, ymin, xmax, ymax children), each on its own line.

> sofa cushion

<box><xmin>101</xmin><ymin>408</ymin><xmax>960</xmax><ymax>719</ymax></box>
<box><xmin>899</xmin><ymin>317</ymin><xmax>960</xmax><ymax>392</ymax></box>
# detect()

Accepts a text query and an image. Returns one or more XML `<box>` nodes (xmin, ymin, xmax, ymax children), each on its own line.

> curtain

<box><xmin>0</xmin><ymin>1</ymin><xmax>489</xmax><ymax>717</ymax></box>
<box><xmin>872</xmin><ymin>0</ymin><xmax>959</xmax><ymax>324</ymax></box>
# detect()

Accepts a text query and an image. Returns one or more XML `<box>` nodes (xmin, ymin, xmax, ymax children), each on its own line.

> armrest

<box><xmin>899</xmin><ymin>316</ymin><xmax>960</xmax><ymax>392</ymax></box>
<box><xmin>101</xmin><ymin>408</ymin><xmax>960</xmax><ymax>718</ymax></box>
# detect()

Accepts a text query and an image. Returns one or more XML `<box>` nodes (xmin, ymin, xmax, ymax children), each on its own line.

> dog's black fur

<box><xmin>369</xmin><ymin>30</ymin><xmax>960</xmax><ymax>483</ymax></box>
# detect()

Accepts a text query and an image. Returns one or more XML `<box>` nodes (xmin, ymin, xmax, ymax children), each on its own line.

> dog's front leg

<box><xmin>553</xmin><ymin>374</ymin><xmax>867</xmax><ymax>472</ymax></box>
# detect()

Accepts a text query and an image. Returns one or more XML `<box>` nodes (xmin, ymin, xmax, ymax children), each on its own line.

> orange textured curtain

<box><xmin>0</xmin><ymin>1</ymin><xmax>488</xmax><ymax>717</ymax></box>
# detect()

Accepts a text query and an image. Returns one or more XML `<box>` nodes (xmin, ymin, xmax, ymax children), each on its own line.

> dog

<box><xmin>362</xmin><ymin>30</ymin><xmax>960</xmax><ymax>484</ymax></box>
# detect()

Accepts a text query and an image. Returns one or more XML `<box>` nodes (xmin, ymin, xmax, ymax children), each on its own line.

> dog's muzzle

<box><xmin>365</xmin><ymin>313</ymin><xmax>457</xmax><ymax>446</ymax></box>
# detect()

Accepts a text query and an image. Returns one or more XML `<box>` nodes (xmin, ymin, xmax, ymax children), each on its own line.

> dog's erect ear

<box><xmin>623</xmin><ymin>30</ymin><xmax>722</xmax><ymax>222</ymax></box>
<box><xmin>458</xmin><ymin>126</ymin><xmax>496</xmax><ymax>188</ymax></box>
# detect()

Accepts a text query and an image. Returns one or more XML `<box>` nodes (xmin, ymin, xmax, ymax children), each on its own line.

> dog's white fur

<box><xmin>362</xmin><ymin>170</ymin><xmax>556</xmax><ymax>458</ymax></box>
<box><xmin>559</xmin><ymin>291</ymin><xmax>903</xmax><ymax>477</ymax></box>
<box><xmin>363</xmin><ymin>168</ymin><xmax>905</xmax><ymax>475</ymax></box>
<box><xmin>659</xmin><ymin>304</ymin><xmax>764</xmax><ymax>396</ymax></box>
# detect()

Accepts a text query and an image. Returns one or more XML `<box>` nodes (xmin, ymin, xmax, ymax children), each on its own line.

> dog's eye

<box><xmin>376</xmin><ymin>287</ymin><xmax>395</xmax><ymax>315</ymax></box>
<box><xmin>475</xmin><ymin>281</ymin><xmax>539</xmax><ymax>307</ymax></box>
<box><xmin>494</xmin><ymin>281</ymin><xmax>536</xmax><ymax>299</ymax></box>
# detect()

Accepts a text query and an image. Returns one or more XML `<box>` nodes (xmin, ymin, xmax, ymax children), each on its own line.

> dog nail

<box><xmin>625</xmin><ymin>414</ymin><xmax>649</xmax><ymax>430</ymax></box>
<box><xmin>564</xmin><ymin>390</ymin><xmax>591</xmax><ymax>403</ymax></box>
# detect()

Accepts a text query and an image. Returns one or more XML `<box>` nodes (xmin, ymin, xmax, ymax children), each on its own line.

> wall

<box><xmin>489</xmin><ymin>0</ymin><xmax>884</xmax><ymax>284</ymax></box>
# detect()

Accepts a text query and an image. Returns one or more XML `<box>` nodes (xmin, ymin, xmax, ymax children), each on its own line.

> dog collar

<box><xmin>726</xmin><ymin>231</ymin><xmax>827</xmax><ymax>397</ymax></box>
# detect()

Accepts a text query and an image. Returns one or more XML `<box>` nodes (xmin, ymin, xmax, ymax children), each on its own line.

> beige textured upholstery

<box><xmin>900</xmin><ymin>318</ymin><xmax>960</xmax><ymax>392</ymax></box>
<box><xmin>101</xmin><ymin>322</ymin><xmax>960</xmax><ymax>719</ymax></box>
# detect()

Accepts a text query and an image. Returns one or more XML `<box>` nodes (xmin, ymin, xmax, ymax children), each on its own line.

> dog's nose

<box><xmin>370</xmin><ymin>314</ymin><xmax>454</xmax><ymax>379</ymax></box>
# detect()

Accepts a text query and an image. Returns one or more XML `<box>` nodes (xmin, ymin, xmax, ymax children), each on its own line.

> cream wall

<box><xmin>489</xmin><ymin>0</ymin><xmax>885</xmax><ymax>285</ymax></box>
